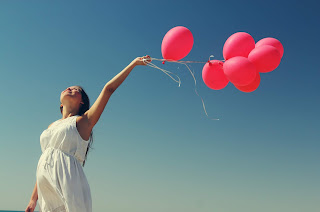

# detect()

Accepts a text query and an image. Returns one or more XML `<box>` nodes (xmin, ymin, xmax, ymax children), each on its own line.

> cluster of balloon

<box><xmin>203</xmin><ymin>32</ymin><xmax>284</xmax><ymax>92</ymax></box>
<box><xmin>161</xmin><ymin>27</ymin><xmax>283</xmax><ymax>93</ymax></box>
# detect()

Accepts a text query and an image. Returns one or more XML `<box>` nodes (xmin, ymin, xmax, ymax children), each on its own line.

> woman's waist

<box><xmin>43</xmin><ymin>146</ymin><xmax>75</xmax><ymax>157</ymax></box>
<box><xmin>40</xmin><ymin>147</ymin><xmax>82</xmax><ymax>166</ymax></box>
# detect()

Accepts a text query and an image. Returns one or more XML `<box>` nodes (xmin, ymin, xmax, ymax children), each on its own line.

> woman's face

<box><xmin>60</xmin><ymin>86</ymin><xmax>82</xmax><ymax>105</ymax></box>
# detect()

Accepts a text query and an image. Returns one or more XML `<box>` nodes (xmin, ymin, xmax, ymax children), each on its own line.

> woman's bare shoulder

<box><xmin>76</xmin><ymin>114</ymin><xmax>91</xmax><ymax>129</ymax></box>
<box><xmin>48</xmin><ymin>119</ymin><xmax>60</xmax><ymax>129</ymax></box>
<box><xmin>48</xmin><ymin>122</ymin><xmax>55</xmax><ymax>129</ymax></box>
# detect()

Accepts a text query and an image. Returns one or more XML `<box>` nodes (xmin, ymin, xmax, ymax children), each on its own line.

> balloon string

<box><xmin>145</xmin><ymin>61</ymin><xmax>181</xmax><ymax>87</ymax></box>
<box><xmin>150</xmin><ymin>56</ymin><xmax>225</xmax><ymax>63</ymax></box>
<box><xmin>152</xmin><ymin>58</ymin><xmax>207</xmax><ymax>63</ymax></box>
<box><xmin>181</xmin><ymin>62</ymin><xmax>219</xmax><ymax>121</ymax></box>
<box><xmin>143</xmin><ymin>57</ymin><xmax>220</xmax><ymax>121</ymax></box>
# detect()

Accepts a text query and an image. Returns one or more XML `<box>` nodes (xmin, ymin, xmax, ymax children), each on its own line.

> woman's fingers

<box><xmin>25</xmin><ymin>206</ymin><xmax>34</xmax><ymax>212</ymax></box>
<box><xmin>143</xmin><ymin>55</ymin><xmax>151</xmax><ymax>63</ymax></box>
<box><xmin>135</xmin><ymin>55</ymin><xmax>151</xmax><ymax>66</ymax></box>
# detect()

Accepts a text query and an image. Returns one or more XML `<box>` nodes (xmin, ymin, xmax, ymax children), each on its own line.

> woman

<box><xmin>25</xmin><ymin>56</ymin><xmax>151</xmax><ymax>212</ymax></box>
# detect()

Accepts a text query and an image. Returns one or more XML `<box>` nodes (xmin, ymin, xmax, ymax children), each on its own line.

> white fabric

<box><xmin>36</xmin><ymin>115</ymin><xmax>92</xmax><ymax>212</ymax></box>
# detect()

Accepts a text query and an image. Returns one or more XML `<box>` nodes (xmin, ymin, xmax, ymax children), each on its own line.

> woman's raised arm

<box><xmin>85</xmin><ymin>56</ymin><xmax>151</xmax><ymax>129</ymax></box>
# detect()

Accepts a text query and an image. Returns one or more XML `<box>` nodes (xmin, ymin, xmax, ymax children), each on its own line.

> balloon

<box><xmin>234</xmin><ymin>71</ymin><xmax>261</xmax><ymax>92</ymax></box>
<box><xmin>223</xmin><ymin>32</ymin><xmax>255</xmax><ymax>60</ymax></box>
<box><xmin>255</xmin><ymin>37</ymin><xmax>284</xmax><ymax>58</ymax></box>
<box><xmin>202</xmin><ymin>60</ymin><xmax>229</xmax><ymax>90</ymax></box>
<box><xmin>223</xmin><ymin>56</ymin><xmax>257</xmax><ymax>86</ymax></box>
<box><xmin>248</xmin><ymin>45</ymin><xmax>281</xmax><ymax>73</ymax></box>
<box><xmin>161</xmin><ymin>26</ymin><xmax>194</xmax><ymax>61</ymax></box>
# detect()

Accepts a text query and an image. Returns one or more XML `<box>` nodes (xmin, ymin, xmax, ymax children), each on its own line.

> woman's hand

<box><xmin>133</xmin><ymin>55</ymin><xmax>152</xmax><ymax>66</ymax></box>
<box><xmin>25</xmin><ymin>199</ymin><xmax>37</xmax><ymax>212</ymax></box>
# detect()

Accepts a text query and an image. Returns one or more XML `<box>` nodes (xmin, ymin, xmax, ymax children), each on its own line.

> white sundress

<box><xmin>36</xmin><ymin>115</ymin><xmax>92</xmax><ymax>212</ymax></box>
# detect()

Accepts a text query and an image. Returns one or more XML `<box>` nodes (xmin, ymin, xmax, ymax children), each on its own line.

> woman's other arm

<box><xmin>25</xmin><ymin>181</ymin><xmax>37</xmax><ymax>212</ymax></box>
<box><xmin>30</xmin><ymin>181</ymin><xmax>38</xmax><ymax>201</ymax></box>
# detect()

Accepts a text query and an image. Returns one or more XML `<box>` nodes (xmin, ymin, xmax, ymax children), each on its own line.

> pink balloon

<box><xmin>202</xmin><ymin>60</ymin><xmax>229</xmax><ymax>90</ymax></box>
<box><xmin>234</xmin><ymin>71</ymin><xmax>261</xmax><ymax>93</ymax></box>
<box><xmin>248</xmin><ymin>45</ymin><xmax>281</xmax><ymax>73</ymax></box>
<box><xmin>161</xmin><ymin>26</ymin><xmax>194</xmax><ymax>61</ymax></box>
<box><xmin>256</xmin><ymin>37</ymin><xmax>284</xmax><ymax>58</ymax></box>
<box><xmin>223</xmin><ymin>32</ymin><xmax>255</xmax><ymax>60</ymax></box>
<box><xmin>223</xmin><ymin>56</ymin><xmax>257</xmax><ymax>86</ymax></box>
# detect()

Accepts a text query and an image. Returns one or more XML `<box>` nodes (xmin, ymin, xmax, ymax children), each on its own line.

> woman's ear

<box><xmin>60</xmin><ymin>104</ymin><xmax>63</xmax><ymax>114</ymax></box>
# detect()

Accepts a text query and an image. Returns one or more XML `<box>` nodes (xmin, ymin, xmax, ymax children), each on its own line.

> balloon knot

<box><xmin>162</xmin><ymin>61</ymin><xmax>165</xmax><ymax>64</ymax></box>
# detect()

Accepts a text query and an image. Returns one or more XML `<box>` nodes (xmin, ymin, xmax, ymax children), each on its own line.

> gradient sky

<box><xmin>0</xmin><ymin>0</ymin><xmax>319</xmax><ymax>211</ymax></box>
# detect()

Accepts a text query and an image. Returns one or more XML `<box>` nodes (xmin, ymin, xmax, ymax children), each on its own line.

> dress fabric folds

<box><xmin>36</xmin><ymin>115</ymin><xmax>92</xmax><ymax>212</ymax></box>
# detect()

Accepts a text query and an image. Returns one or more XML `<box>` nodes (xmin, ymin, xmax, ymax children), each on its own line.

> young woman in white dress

<box><xmin>25</xmin><ymin>56</ymin><xmax>151</xmax><ymax>212</ymax></box>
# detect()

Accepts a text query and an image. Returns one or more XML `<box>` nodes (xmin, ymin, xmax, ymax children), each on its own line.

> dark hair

<box><xmin>60</xmin><ymin>85</ymin><xmax>93</xmax><ymax>167</ymax></box>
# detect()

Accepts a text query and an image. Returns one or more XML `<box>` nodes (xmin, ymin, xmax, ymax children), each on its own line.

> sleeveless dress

<box><xmin>36</xmin><ymin>115</ymin><xmax>92</xmax><ymax>212</ymax></box>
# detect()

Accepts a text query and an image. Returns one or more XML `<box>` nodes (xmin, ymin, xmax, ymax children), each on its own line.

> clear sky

<box><xmin>0</xmin><ymin>0</ymin><xmax>319</xmax><ymax>211</ymax></box>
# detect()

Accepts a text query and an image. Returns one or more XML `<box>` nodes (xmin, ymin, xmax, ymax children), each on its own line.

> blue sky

<box><xmin>0</xmin><ymin>0</ymin><xmax>319</xmax><ymax>211</ymax></box>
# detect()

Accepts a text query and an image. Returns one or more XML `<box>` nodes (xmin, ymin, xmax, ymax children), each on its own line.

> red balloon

<box><xmin>202</xmin><ymin>60</ymin><xmax>229</xmax><ymax>90</ymax></box>
<box><xmin>223</xmin><ymin>32</ymin><xmax>255</xmax><ymax>60</ymax></box>
<box><xmin>255</xmin><ymin>37</ymin><xmax>284</xmax><ymax>58</ymax></box>
<box><xmin>161</xmin><ymin>26</ymin><xmax>194</xmax><ymax>61</ymax></box>
<box><xmin>248</xmin><ymin>45</ymin><xmax>281</xmax><ymax>73</ymax></box>
<box><xmin>234</xmin><ymin>71</ymin><xmax>261</xmax><ymax>92</ymax></box>
<box><xmin>223</xmin><ymin>56</ymin><xmax>257</xmax><ymax>86</ymax></box>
